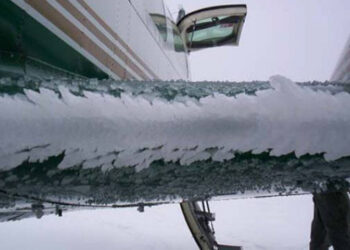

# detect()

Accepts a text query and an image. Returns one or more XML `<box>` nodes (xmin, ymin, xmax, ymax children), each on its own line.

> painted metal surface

<box><xmin>5</xmin><ymin>0</ymin><xmax>189</xmax><ymax>80</ymax></box>
<box><xmin>331</xmin><ymin>36</ymin><xmax>350</xmax><ymax>82</ymax></box>
<box><xmin>0</xmin><ymin>0</ymin><xmax>108</xmax><ymax>79</ymax></box>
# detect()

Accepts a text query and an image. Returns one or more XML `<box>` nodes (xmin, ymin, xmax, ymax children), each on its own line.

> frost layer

<box><xmin>0</xmin><ymin>76</ymin><xmax>350</xmax><ymax>202</ymax></box>
<box><xmin>1</xmin><ymin>76</ymin><xmax>350</xmax><ymax>171</ymax></box>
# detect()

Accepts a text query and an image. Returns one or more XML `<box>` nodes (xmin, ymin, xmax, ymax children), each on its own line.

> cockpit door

<box><xmin>177</xmin><ymin>5</ymin><xmax>247</xmax><ymax>52</ymax></box>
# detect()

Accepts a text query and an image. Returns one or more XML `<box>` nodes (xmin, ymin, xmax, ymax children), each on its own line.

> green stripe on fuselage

<box><xmin>0</xmin><ymin>0</ymin><xmax>108</xmax><ymax>79</ymax></box>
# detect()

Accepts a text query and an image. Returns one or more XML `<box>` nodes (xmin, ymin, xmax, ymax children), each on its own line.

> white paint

<box><xmin>70</xmin><ymin>0</ymin><xmax>154</xmax><ymax>80</ymax></box>
<box><xmin>85</xmin><ymin>0</ymin><xmax>188</xmax><ymax>80</ymax></box>
<box><xmin>47</xmin><ymin>0</ymin><xmax>141</xmax><ymax>80</ymax></box>
<box><xmin>10</xmin><ymin>0</ymin><xmax>120</xmax><ymax>80</ymax></box>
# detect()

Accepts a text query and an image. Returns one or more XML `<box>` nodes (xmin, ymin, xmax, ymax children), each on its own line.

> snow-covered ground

<box><xmin>0</xmin><ymin>195</ymin><xmax>315</xmax><ymax>250</ymax></box>
<box><xmin>212</xmin><ymin>195</ymin><xmax>313</xmax><ymax>250</ymax></box>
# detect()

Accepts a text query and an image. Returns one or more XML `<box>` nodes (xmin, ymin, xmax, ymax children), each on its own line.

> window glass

<box><xmin>185</xmin><ymin>15</ymin><xmax>243</xmax><ymax>49</ymax></box>
<box><xmin>191</xmin><ymin>24</ymin><xmax>233</xmax><ymax>43</ymax></box>
<box><xmin>172</xmin><ymin>24</ymin><xmax>185</xmax><ymax>52</ymax></box>
<box><xmin>150</xmin><ymin>13</ymin><xmax>186</xmax><ymax>52</ymax></box>
<box><xmin>150</xmin><ymin>14</ymin><xmax>168</xmax><ymax>42</ymax></box>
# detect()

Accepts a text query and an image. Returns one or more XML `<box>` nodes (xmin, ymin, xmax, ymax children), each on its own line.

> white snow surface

<box><xmin>0</xmin><ymin>195</ymin><xmax>315</xmax><ymax>250</ymax></box>
<box><xmin>0</xmin><ymin>76</ymin><xmax>350</xmax><ymax>171</ymax></box>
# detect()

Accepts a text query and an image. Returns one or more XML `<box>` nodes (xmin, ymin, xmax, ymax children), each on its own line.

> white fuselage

<box><xmin>11</xmin><ymin>0</ymin><xmax>189</xmax><ymax>80</ymax></box>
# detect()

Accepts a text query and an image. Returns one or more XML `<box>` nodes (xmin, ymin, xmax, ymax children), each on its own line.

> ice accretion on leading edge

<box><xmin>0</xmin><ymin>75</ymin><xmax>349</xmax><ymax>172</ymax></box>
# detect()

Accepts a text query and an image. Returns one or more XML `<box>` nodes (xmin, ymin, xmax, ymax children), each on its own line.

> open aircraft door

<box><xmin>177</xmin><ymin>5</ymin><xmax>247</xmax><ymax>52</ymax></box>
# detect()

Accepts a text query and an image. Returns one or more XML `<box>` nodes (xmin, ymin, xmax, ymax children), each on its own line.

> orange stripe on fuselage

<box><xmin>25</xmin><ymin>0</ymin><xmax>134</xmax><ymax>80</ymax></box>
<box><xmin>77</xmin><ymin>0</ymin><xmax>159</xmax><ymax>80</ymax></box>
<box><xmin>56</xmin><ymin>0</ymin><xmax>150</xmax><ymax>80</ymax></box>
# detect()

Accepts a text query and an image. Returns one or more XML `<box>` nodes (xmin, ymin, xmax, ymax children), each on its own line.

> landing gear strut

<box><xmin>181</xmin><ymin>200</ymin><xmax>243</xmax><ymax>250</ymax></box>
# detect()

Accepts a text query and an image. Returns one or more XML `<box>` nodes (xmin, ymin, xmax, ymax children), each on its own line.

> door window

<box><xmin>177</xmin><ymin>5</ymin><xmax>247</xmax><ymax>51</ymax></box>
